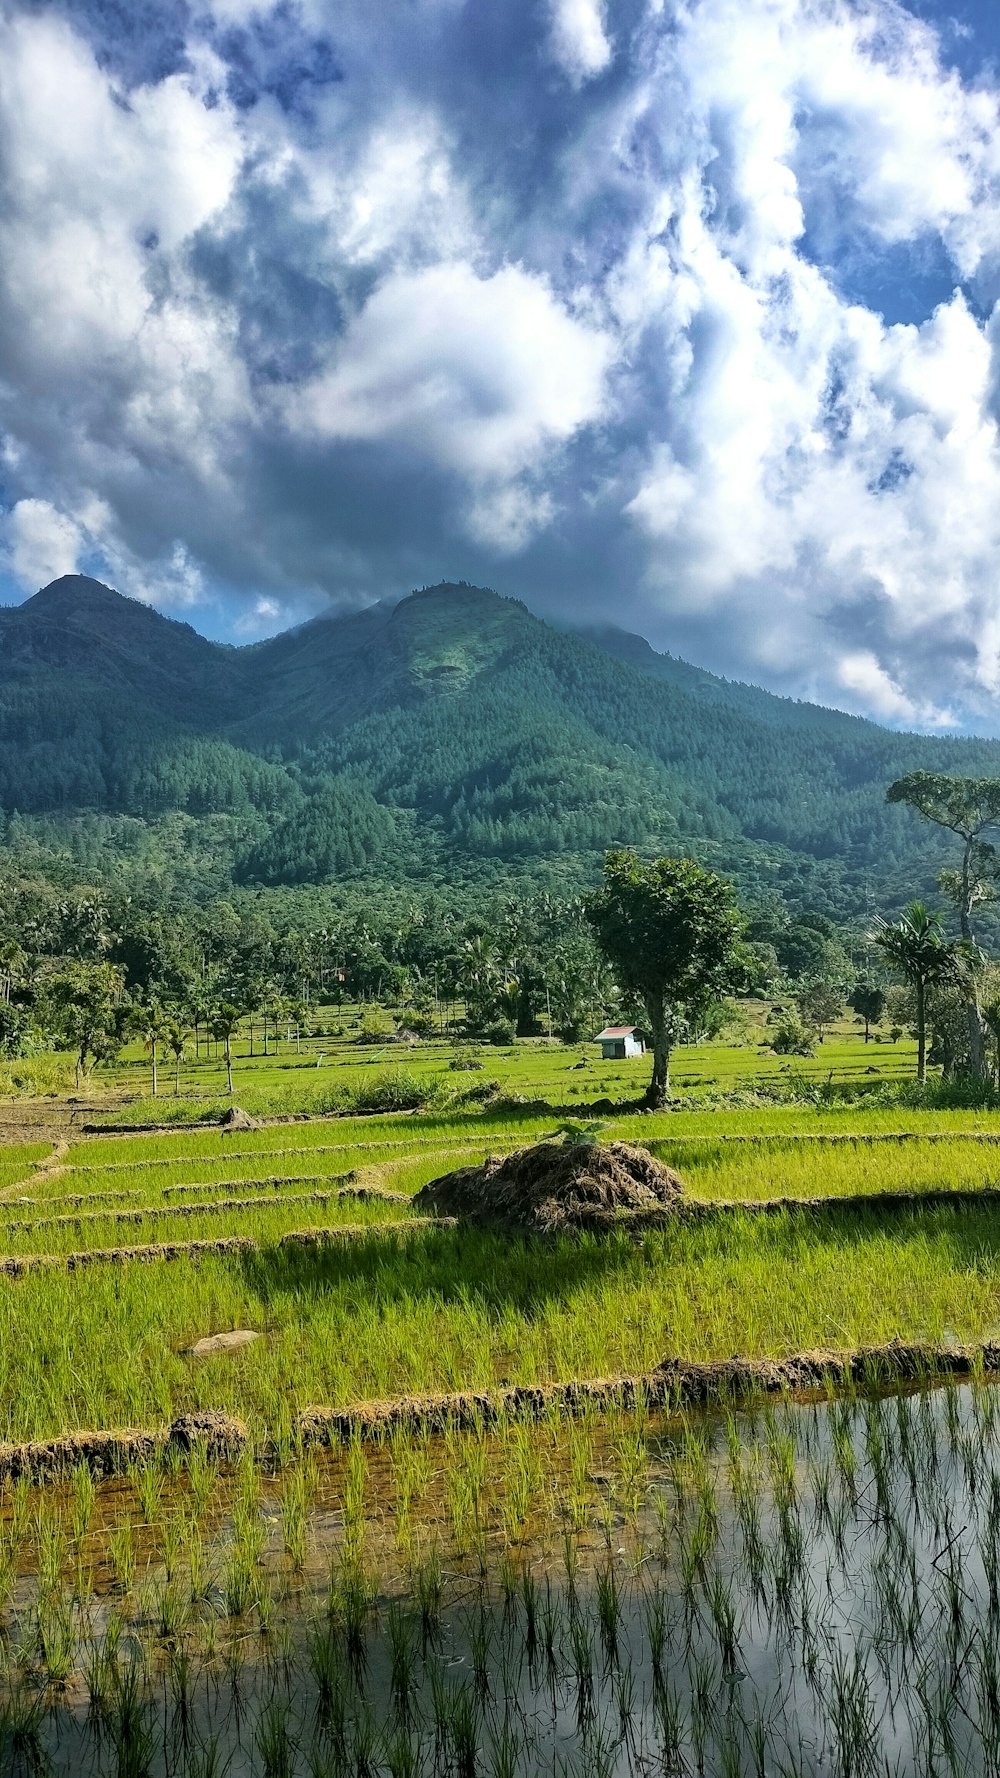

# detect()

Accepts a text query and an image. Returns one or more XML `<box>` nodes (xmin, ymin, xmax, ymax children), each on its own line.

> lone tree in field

<box><xmin>887</xmin><ymin>772</ymin><xmax>1000</xmax><ymax>1079</ymax></box>
<box><xmin>210</xmin><ymin>1003</ymin><xmax>241</xmax><ymax>1096</ymax></box>
<box><xmin>848</xmin><ymin>982</ymin><xmax>886</xmax><ymax>1043</ymax></box>
<box><xmin>586</xmin><ymin>851</ymin><xmax>745</xmax><ymax>1107</ymax></box>
<box><xmin>870</xmin><ymin>902</ymin><xmax>955</xmax><ymax>1084</ymax></box>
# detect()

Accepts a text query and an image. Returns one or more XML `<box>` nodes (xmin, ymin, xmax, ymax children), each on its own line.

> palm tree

<box><xmin>209</xmin><ymin>1003</ymin><xmax>241</xmax><ymax>1096</ymax></box>
<box><xmin>165</xmin><ymin>1021</ymin><xmax>191</xmax><ymax>1095</ymax></box>
<box><xmin>871</xmin><ymin>902</ymin><xmax>956</xmax><ymax>1084</ymax></box>
<box><xmin>138</xmin><ymin>1002</ymin><xmax>169</xmax><ymax>1098</ymax></box>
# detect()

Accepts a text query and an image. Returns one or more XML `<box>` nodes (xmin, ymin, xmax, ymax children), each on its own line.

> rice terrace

<box><xmin>11</xmin><ymin>0</ymin><xmax>1000</xmax><ymax>1766</ymax></box>
<box><xmin>0</xmin><ymin>916</ymin><xmax>999</xmax><ymax>1776</ymax></box>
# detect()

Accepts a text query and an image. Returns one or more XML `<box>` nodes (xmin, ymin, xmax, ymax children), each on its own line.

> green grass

<box><xmin>0</xmin><ymin>1204</ymin><xmax>998</xmax><ymax>1444</ymax></box>
<box><xmin>0</xmin><ymin>1009</ymin><xmax>995</xmax><ymax>1446</ymax></box>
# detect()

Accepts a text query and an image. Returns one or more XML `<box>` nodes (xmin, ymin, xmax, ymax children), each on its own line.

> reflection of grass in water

<box><xmin>6</xmin><ymin>1382</ymin><xmax>1000</xmax><ymax>1770</ymax></box>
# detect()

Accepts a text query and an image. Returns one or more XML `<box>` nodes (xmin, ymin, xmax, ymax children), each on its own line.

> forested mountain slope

<box><xmin>1</xmin><ymin>574</ymin><xmax>998</xmax><ymax>917</ymax></box>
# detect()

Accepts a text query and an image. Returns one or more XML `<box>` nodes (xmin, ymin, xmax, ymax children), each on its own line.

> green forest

<box><xmin>5</xmin><ymin>574</ymin><xmax>1000</xmax><ymax>933</ymax></box>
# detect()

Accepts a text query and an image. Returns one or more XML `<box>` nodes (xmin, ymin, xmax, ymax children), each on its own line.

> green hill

<box><xmin>1</xmin><ymin>574</ymin><xmax>998</xmax><ymax>919</ymax></box>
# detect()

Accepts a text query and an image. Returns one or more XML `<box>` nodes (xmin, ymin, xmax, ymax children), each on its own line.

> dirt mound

<box><xmin>414</xmin><ymin>1139</ymin><xmax>683</xmax><ymax>1235</ymax></box>
<box><xmin>220</xmin><ymin>1105</ymin><xmax>258</xmax><ymax>1130</ymax></box>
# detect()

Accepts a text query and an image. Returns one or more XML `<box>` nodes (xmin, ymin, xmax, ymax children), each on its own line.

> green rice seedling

<box><xmin>306</xmin><ymin>1616</ymin><xmax>346</xmax><ymax>1734</ymax></box>
<box><xmin>35</xmin><ymin>1585</ymin><xmax>76</xmax><ymax>1683</ymax></box>
<box><xmin>0</xmin><ymin>1682</ymin><xmax>46</xmax><ymax>1770</ymax></box>
<box><xmin>349</xmin><ymin>1700</ymin><xmax>379</xmax><ymax>1778</ymax></box>
<box><xmin>70</xmin><ymin>1462</ymin><xmax>96</xmax><ymax>1546</ymax></box>
<box><xmin>448</xmin><ymin>1679</ymin><xmax>481</xmax><ymax>1778</ymax></box>
<box><xmin>568</xmin><ymin>1613</ymin><xmax>594</xmax><ymax>1728</ymax></box>
<box><xmin>131</xmin><ymin>1462</ymin><xmax>165</xmax><ymax>1531</ymax></box>
<box><xmin>644</xmin><ymin>1587</ymin><xmax>668</xmax><ymax>1690</ymax></box>
<box><xmin>413</xmin><ymin>1546</ymin><xmax>443</xmax><ymax>1655</ymax></box>
<box><xmin>8</xmin><ymin>1475</ymin><xmax>30</xmax><ymax>1545</ymax></box>
<box><xmin>108</xmin><ymin>1661</ymin><xmax>156</xmax><ymax>1778</ymax></box>
<box><xmin>706</xmin><ymin>1565</ymin><xmax>739</xmax><ymax>1672</ymax></box>
<box><xmin>182</xmin><ymin>1732</ymin><xmax>228</xmax><ymax>1778</ymax></box>
<box><xmin>166</xmin><ymin>1640</ymin><xmax>195</xmax><ymax>1743</ymax></box>
<box><xmin>565</xmin><ymin>1421</ymin><xmax>592</xmax><ymax>1533</ymax></box>
<box><xmin>382</xmin><ymin>1727</ymin><xmax>421</xmax><ymax>1778</ymax></box>
<box><xmin>187</xmin><ymin>1447</ymin><xmax>219</xmax><ymax>1523</ymax></box>
<box><xmin>110</xmin><ymin>1514</ymin><xmax>136</xmax><ymax>1594</ymax></box>
<box><xmin>499</xmin><ymin>1424</ymin><xmax>540</xmax><ymax>1544</ymax></box>
<box><xmin>595</xmin><ymin>1562</ymin><xmax>621</xmax><ymax>1667</ymax></box>
<box><xmin>255</xmin><ymin>1696</ymin><xmax>296</xmax><ymax>1778</ymax></box>
<box><xmin>186</xmin><ymin>1520</ymin><xmax>211</xmax><ymax>1603</ymax></box>
<box><xmin>84</xmin><ymin>1610</ymin><xmax>123</xmax><ymax>1720</ymax></box>
<box><xmin>34</xmin><ymin>1501</ymin><xmax>67</xmax><ymax>1595</ymax></box>
<box><xmin>281</xmin><ymin>1464</ymin><xmax>310</xmax><ymax>1573</ymax></box>
<box><xmin>161</xmin><ymin>1509</ymin><xmax>187</xmax><ymax>1583</ymax></box>
<box><xmin>343</xmin><ymin>1437</ymin><xmax>369</xmax><ymax>1567</ymax></box>
<box><xmin>467</xmin><ymin>1601</ymin><xmax>494</xmax><ymax>1702</ymax></box>
<box><xmin>328</xmin><ymin>1557</ymin><xmax>374</xmax><ymax>1678</ymax></box>
<box><xmin>561</xmin><ymin>1528</ymin><xmax>578</xmax><ymax>1608</ymax></box>
<box><xmin>486</xmin><ymin>1723</ymin><xmax>519</xmax><ymax>1778</ymax></box>
<box><xmin>385</xmin><ymin>1598</ymin><xmax>418</xmax><ymax>1720</ymax></box>
<box><xmin>152</xmin><ymin>1578</ymin><xmax>189</xmax><ymax>1643</ymax></box>
<box><xmin>613</xmin><ymin>1423</ymin><xmax>649</xmax><ymax>1522</ymax></box>
<box><xmin>521</xmin><ymin>1564</ymin><xmax>539</xmax><ymax>1670</ymax></box>
<box><xmin>255</xmin><ymin>1568</ymin><xmax>275</xmax><ymax>1633</ymax></box>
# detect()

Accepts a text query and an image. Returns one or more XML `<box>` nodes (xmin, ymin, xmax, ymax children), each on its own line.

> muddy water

<box><xmin>5</xmin><ymin>1378</ymin><xmax>1000</xmax><ymax>1773</ymax></box>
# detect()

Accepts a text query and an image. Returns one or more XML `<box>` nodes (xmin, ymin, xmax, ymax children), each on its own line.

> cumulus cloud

<box><xmin>6</xmin><ymin>0</ymin><xmax>1000</xmax><ymax>725</ymax></box>
<box><xmin>547</xmin><ymin>0</ymin><xmax>613</xmax><ymax>86</ymax></box>
<box><xmin>287</xmin><ymin>262</ymin><xmax>611</xmax><ymax>481</ymax></box>
<box><xmin>4</xmin><ymin>499</ymin><xmax>83</xmax><ymax>589</ymax></box>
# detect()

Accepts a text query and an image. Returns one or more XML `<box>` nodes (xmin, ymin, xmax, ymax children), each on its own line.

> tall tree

<box><xmin>848</xmin><ymin>983</ymin><xmax>886</xmax><ymax>1044</ymax></box>
<box><xmin>870</xmin><ymin>902</ymin><xmax>955</xmax><ymax>1084</ymax></box>
<box><xmin>586</xmin><ymin>851</ymin><xmax>745</xmax><ymax>1107</ymax></box>
<box><xmin>165</xmin><ymin>1021</ymin><xmax>190</xmax><ymax>1095</ymax></box>
<box><xmin>886</xmin><ymin>772</ymin><xmax>1000</xmax><ymax>1079</ymax></box>
<box><xmin>136</xmin><ymin>1002</ymin><xmax>168</xmax><ymax>1099</ymax></box>
<box><xmin>210</xmin><ymin>1003</ymin><xmax>241</xmax><ymax>1096</ymax></box>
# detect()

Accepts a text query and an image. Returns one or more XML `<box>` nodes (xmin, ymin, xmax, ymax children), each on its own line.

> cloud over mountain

<box><xmin>3</xmin><ymin>0</ymin><xmax>1000</xmax><ymax>726</ymax></box>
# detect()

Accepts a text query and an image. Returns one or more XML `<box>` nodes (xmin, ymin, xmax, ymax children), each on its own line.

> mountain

<box><xmin>2</xmin><ymin>573</ymin><xmax>999</xmax><ymax>920</ymax></box>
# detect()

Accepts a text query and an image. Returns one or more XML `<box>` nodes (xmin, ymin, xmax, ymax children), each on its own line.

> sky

<box><xmin>6</xmin><ymin>3</ymin><xmax>1000</xmax><ymax>730</ymax></box>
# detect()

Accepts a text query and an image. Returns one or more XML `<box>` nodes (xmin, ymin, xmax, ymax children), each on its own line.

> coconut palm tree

<box><xmin>165</xmin><ymin>1021</ymin><xmax>191</xmax><ymax>1095</ymax></box>
<box><xmin>209</xmin><ymin>1003</ymin><xmax>241</xmax><ymax>1096</ymax></box>
<box><xmin>137</xmin><ymin>1002</ymin><xmax>169</xmax><ymax>1098</ymax></box>
<box><xmin>870</xmin><ymin>902</ymin><xmax>956</xmax><ymax>1084</ymax></box>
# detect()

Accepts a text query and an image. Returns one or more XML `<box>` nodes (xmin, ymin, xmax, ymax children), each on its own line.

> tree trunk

<box><xmin>644</xmin><ymin>1001</ymin><xmax>672</xmax><ymax>1108</ymax></box>
<box><xmin>863</xmin><ymin>1018</ymin><xmax>870</xmax><ymax>1043</ymax></box>
<box><xmin>175</xmin><ymin>1056</ymin><xmax>181</xmax><ymax>1094</ymax></box>
<box><xmin>961</xmin><ymin>838</ymin><xmax>990</xmax><ymax>1081</ymax></box>
<box><xmin>225</xmin><ymin>1039</ymin><xmax>233</xmax><ymax>1095</ymax></box>
<box><xmin>151</xmin><ymin>1043</ymin><xmax>157</xmax><ymax>1099</ymax></box>
<box><xmin>916</xmin><ymin>978</ymin><xmax>927</xmax><ymax>1085</ymax></box>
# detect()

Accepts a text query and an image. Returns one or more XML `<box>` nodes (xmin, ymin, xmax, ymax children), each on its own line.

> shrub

<box><xmin>351</xmin><ymin>1069</ymin><xmax>429</xmax><ymax>1113</ymax></box>
<box><xmin>356</xmin><ymin>1014</ymin><xmax>393</xmax><ymax>1045</ymax></box>
<box><xmin>769</xmin><ymin>1012</ymin><xmax>817</xmax><ymax>1056</ymax></box>
<box><xmin>485</xmin><ymin>1022</ymin><xmax>516</xmax><ymax>1047</ymax></box>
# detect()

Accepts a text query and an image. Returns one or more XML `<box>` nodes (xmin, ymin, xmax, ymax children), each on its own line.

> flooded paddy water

<box><xmin>3</xmin><ymin>1376</ymin><xmax>1000</xmax><ymax>1773</ymax></box>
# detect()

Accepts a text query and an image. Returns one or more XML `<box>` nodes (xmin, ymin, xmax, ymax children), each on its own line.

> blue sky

<box><xmin>5</xmin><ymin>1</ymin><xmax>1000</xmax><ymax>730</ymax></box>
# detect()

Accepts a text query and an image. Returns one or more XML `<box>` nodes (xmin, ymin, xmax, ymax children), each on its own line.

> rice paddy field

<box><xmin>4</xmin><ymin>1012</ymin><xmax>1000</xmax><ymax>1771</ymax></box>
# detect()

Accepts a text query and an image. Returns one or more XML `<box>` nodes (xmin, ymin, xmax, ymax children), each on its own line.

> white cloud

<box><xmin>548</xmin><ymin>0</ymin><xmax>613</xmax><ymax>87</ymax></box>
<box><xmin>5</xmin><ymin>499</ymin><xmax>82</xmax><ymax>589</ymax></box>
<box><xmin>8</xmin><ymin>0</ymin><xmax>1000</xmax><ymax>725</ymax></box>
<box><xmin>288</xmin><ymin>261</ymin><xmax>613</xmax><ymax>482</ymax></box>
<box><xmin>837</xmin><ymin>650</ymin><xmax>956</xmax><ymax>729</ymax></box>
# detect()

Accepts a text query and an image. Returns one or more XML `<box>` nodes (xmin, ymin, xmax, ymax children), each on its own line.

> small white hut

<box><xmin>594</xmin><ymin>1025</ymin><xmax>645</xmax><ymax>1061</ymax></box>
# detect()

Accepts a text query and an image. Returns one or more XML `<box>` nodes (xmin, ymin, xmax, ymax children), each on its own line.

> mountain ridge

<box><xmin>0</xmin><ymin>573</ymin><xmax>997</xmax><ymax>918</ymax></box>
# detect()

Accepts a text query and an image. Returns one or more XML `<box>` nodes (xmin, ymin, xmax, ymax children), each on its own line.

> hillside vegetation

<box><xmin>3</xmin><ymin>575</ymin><xmax>999</xmax><ymax>917</ymax></box>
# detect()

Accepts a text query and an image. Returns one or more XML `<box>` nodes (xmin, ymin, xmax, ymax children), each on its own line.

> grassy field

<box><xmin>0</xmin><ymin>1011</ymin><xmax>992</xmax><ymax>1449</ymax></box>
<box><xmin>0</xmin><ymin>1012</ymin><xmax>999</xmax><ymax>1769</ymax></box>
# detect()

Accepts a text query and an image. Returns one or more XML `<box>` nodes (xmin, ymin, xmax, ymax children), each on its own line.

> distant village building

<box><xmin>594</xmin><ymin>1025</ymin><xmax>645</xmax><ymax>1060</ymax></box>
